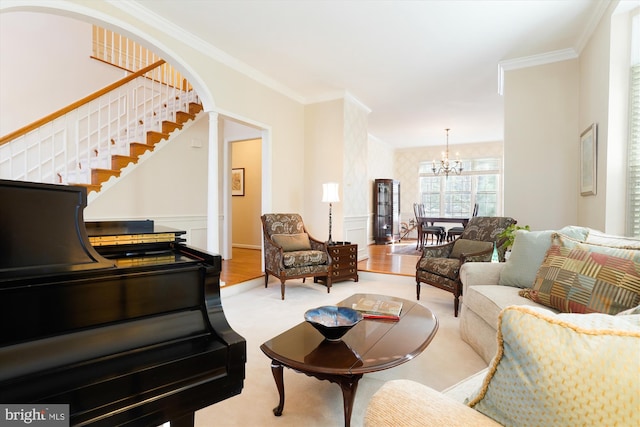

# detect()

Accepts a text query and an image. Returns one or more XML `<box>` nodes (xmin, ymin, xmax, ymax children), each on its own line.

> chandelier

<box><xmin>432</xmin><ymin>128</ymin><xmax>463</xmax><ymax>177</ymax></box>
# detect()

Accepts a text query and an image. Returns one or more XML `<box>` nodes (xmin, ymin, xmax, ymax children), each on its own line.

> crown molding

<box><xmin>575</xmin><ymin>0</ymin><xmax>612</xmax><ymax>54</ymax></box>
<box><xmin>305</xmin><ymin>90</ymin><xmax>372</xmax><ymax>113</ymax></box>
<box><xmin>497</xmin><ymin>48</ymin><xmax>579</xmax><ymax>95</ymax></box>
<box><xmin>498</xmin><ymin>48</ymin><xmax>579</xmax><ymax>72</ymax></box>
<box><xmin>108</xmin><ymin>0</ymin><xmax>306</xmax><ymax>104</ymax></box>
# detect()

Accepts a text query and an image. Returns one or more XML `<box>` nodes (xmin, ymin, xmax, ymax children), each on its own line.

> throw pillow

<box><xmin>498</xmin><ymin>226</ymin><xmax>590</xmax><ymax>288</ymax></box>
<box><xmin>449</xmin><ymin>239</ymin><xmax>492</xmax><ymax>259</ymax></box>
<box><xmin>467</xmin><ymin>305</ymin><xmax>640</xmax><ymax>427</ymax></box>
<box><xmin>526</xmin><ymin>233</ymin><xmax>640</xmax><ymax>315</ymax></box>
<box><xmin>586</xmin><ymin>228</ymin><xmax>640</xmax><ymax>249</ymax></box>
<box><xmin>271</xmin><ymin>233</ymin><xmax>312</xmax><ymax>252</ymax></box>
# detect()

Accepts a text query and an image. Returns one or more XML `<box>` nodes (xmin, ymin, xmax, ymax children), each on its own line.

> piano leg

<box><xmin>170</xmin><ymin>412</ymin><xmax>195</xmax><ymax>427</ymax></box>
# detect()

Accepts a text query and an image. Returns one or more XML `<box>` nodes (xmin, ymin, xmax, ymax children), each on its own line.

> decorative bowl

<box><xmin>304</xmin><ymin>306</ymin><xmax>363</xmax><ymax>341</ymax></box>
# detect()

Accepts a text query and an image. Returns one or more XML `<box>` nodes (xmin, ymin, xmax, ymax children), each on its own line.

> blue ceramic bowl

<box><xmin>304</xmin><ymin>306</ymin><xmax>363</xmax><ymax>341</ymax></box>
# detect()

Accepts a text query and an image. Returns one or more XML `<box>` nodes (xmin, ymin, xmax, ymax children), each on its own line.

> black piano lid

<box><xmin>0</xmin><ymin>180</ymin><xmax>114</xmax><ymax>280</ymax></box>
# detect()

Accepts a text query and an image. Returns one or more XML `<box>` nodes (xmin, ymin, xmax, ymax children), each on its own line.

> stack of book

<box><xmin>351</xmin><ymin>297</ymin><xmax>403</xmax><ymax>321</ymax></box>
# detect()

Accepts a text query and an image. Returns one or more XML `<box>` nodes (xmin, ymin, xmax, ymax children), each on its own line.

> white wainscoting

<box><xmin>343</xmin><ymin>214</ymin><xmax>370</xmax><ymax>261</ymax></box>
<box><xmin>149</xmin><ymin>215</ymin><xmax>208</xmax><ymax>251</ymax></box>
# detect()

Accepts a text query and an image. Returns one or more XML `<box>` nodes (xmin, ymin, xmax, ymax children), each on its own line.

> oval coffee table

<box><xmin>260</xmin><ymin>293</ymin><xmax>439</xmax><ymax>427</ymax></box>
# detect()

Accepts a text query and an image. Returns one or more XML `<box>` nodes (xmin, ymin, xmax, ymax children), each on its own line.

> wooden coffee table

<box><xmin>260</xmin><ymin>293</ymin><xmax>439</xmax><ymax>427</ymax></box>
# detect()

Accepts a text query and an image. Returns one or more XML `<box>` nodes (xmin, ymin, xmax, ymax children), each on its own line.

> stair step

<box><xmin>72</xmin><ymin>183</ymin><xmax>102</xmax><ymax>194</ymax></box>
<box><xmin>147</xmin><ymin>130</ymin><xmax>169</xmax><ymax>146</ymax></box>
<box><xmin>112</xmin><ymin>155</ymin><xmax>138</xmax><ymax>170</ymax></box>
<box><xmin>189</xmin><ymin>102</ymin><xmax>203</xmax><ymax>115</ymax></box>
<box><xmin>162</xmin><ymin>120</ymin><xmax>183</xmax><ymax>134</ymax></box>
<box><xmin>176</xmin><ymin>111</ymin><xmax>195</xmax><ymax>124</ymax></box>
<box><xmin>91</xmin><ymin>168</ymin><xmax>120</xmax><ymax>186</ymax></box>
<box><xmin>130</xmin><ymin>142</ymin><xmax>155</xmax><ymax>158</ymax></box>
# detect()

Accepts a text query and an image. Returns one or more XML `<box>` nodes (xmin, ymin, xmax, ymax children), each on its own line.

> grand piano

<box><xmin>0</xmin><ymin>179</ymin><xmax>246</xmax><ymax>426</ymax></box>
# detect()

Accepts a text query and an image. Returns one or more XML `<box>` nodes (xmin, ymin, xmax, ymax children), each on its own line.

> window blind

<box><xmin>627</xmin><ymin>63</ymin><xmax>640</xmax><ymax>237</ymax></box>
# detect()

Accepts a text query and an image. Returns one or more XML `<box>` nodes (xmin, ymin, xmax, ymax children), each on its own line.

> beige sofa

<box><xmin>459</xmin><ymin>227</ymin><xmax>640</xmax><ymax>363</ymax></box>
<box><xmin>364</xmin><ymin>228</ymin><xmax>640</xmax><ymax>426</ymax></box>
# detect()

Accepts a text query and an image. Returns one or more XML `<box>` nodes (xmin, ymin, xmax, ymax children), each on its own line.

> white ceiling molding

<box><xmin>107</xmin><ymin>0</ymin><xmax>306</xmax><ymax>105</ymax></box>
<box><xmin>575</xmin><ymin>0</ymin><xmax>613</xmax><ymax>54</ymax></box>
<box><xmin>497</xmin><ymin>48</ymin><xmax>579</xmax><ymax>95</ymax></box>
<box><xmin>496</xmin><ymin>0</ymin><xmax>611</xmax><ymax>96</ymax></box>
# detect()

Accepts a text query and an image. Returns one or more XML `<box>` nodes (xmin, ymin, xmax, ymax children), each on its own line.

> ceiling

<box><xmin>130</xmin><ymin>0</ymin><xmax>616</xmax><ymax>148</ymax></box>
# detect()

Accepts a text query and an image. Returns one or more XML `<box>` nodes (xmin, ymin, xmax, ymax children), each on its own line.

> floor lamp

<box><xmin>322</xmin><ymin>182</ymin><xmax>340</xmax><ymax>246</ymax></box>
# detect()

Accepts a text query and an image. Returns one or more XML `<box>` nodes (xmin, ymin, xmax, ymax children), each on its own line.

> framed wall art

<box><xmin>580</xmin><ymin>123</ymin><xmax>597</xmax><ymax>196</ymax></box>
<box><xmin>232</xmin><ymin>168</ymin><xmax>245</xmax><ymax>196</ymax></box>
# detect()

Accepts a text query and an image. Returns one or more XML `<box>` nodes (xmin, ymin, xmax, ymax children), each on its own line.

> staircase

<box><xmin>71</xmin><ymin>101</ymin><xmax>203</xmax><ymax>194</ymax></box>
<box><xmin>0</xmin><ymin>60</ymin><xmax>204</xmax><ymax>194</ymax></box>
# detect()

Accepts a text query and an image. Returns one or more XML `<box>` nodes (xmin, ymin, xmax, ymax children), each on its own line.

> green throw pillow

<box><xmin>467</xmin><ymin>305</ymin><xmax>640</xmax><ymax>426</ymax></box>
<box><xmin>498</xmin><ymin>226</ymin><xmax>590</xmax><ymax>288</ymax></box>
<box><xmin>271</xmin><ymin>233</ymin><xmax>312</xmax><ymax>251</ymax></box>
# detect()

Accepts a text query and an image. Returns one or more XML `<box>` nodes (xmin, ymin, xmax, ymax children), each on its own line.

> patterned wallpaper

<box><xmin>343</xmin><ymin>97</ymin><xmax>369</xmax><ymax>217</ymax></box>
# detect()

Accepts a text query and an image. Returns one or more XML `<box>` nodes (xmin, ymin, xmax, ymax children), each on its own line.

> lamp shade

<box><xmin>322</xmin><ymin>182</ymin><xmax>340</xmax><ymax>203</ymax></box>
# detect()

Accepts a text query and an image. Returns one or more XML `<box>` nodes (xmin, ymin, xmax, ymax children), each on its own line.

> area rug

<box><xmin>390</xmin><ymin>242</ymin><xmax>422</xmax><ymax>256</ymax></box>
<box><xmin>195</xmin><ymin>272</ymin><xmax>488</xmax><ymax>426</ymax></box>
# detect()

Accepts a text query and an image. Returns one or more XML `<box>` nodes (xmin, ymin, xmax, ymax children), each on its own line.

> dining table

<box><xmin>419</xmin><ymin>217</ymin><xmax>469</xmax><ymax>227</ymax></box>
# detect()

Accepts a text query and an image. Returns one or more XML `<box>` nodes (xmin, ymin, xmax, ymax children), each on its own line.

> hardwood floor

<box><xmin>220</xmin><ymin>240</ymin><xmax>421</xmax><ymax>286</ymax></box>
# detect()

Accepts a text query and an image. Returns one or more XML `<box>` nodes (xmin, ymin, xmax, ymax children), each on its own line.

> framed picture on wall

<box><xmin>232</xmin><ymin>168</ymin><xmax>245</xmax><ymax>196</ymax></box>
<box><xmin>580</xmin><ymin>123</ymin><xmax>597</xmax><ymax>196</ymax></box>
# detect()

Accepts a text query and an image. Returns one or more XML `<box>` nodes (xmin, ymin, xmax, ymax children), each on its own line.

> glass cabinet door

<box><xmin>374</xmin><ymin>179</ymin><xmax>400</xmax><ymax>244</ymax></box>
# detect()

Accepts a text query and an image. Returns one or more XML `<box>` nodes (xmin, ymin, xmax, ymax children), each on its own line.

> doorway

<box><xmin>222</xmin><ymin>117</ymin><xmax>266</xmax><ymax>260</ymax></box>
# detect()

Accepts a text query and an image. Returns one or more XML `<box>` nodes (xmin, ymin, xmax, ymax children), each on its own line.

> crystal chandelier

<box><xmin>432</xmin><ymin>128</ymin><xmax>463</xmax><ymax>177</ymax></box>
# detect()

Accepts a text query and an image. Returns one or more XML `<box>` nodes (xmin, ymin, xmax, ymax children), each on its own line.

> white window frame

<box><xmin>627</xmin><ymin>13</ymin><xmax>640</xmax><ymax>237</ymax></box>
<box><xmin>418</xmin><ymin>158</ymin><xmax>503</xmax><ymax>217</ymax></box>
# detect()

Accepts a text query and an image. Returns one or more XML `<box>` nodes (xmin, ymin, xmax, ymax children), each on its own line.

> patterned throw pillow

<box><xmin>271</xmin><ymin>233</ymin><xmax>312</xmax><ymax>251</ymax></box>
<box><xmin>449</xmin><ymin>239</ymin><xmax>492</xmax><ymax>259</ymax></box>
<box><xmin>467</xmin><ymin>306</ymin><xmax>640</xmax><ymax>426</ymax></box>
<box><xmin>524</xmin><ymin>233</ymin><xmax>640</xmax><ymax>315</ymax></box>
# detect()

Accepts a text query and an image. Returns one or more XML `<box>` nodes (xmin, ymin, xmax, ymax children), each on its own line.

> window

<box><xmin>419</xmin><ymin>158</ymin><xmax>501</xmax><ymax>217</ymax></box>
<box><xmin>627</xmin><ymin>13</ymin><xmax>640</xmax><ymax>237</ymax></box>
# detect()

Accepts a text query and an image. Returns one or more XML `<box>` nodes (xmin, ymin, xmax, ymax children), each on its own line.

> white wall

<box><xmin>504</xmin><ymin>60</ymin><xmax>580</xmax><ymax>230</ymax></box>
<box><xmin>84</xmin><ymin>115</ymin><xmax>210</xmax><ymax>249</ymax></box>
<box><xmin>0</xmin><ymin>12</ymin><xmax>124</xmax><ymax>135</ymax></box>
<box><xmin>502</xmin><ymin>1</ymin><xmax>633</xmax><ymax>234</ymax></box>
<box><xmin>304</xmin><ymin>99</ymin><xmax>344</xmax><ymax>240</ymax></box>
<box><xmin>578</xmin><ymin>1</ymin><xmax>632</xmax><ymax>235</ymax></box>
<box><xmin>368</xmin><ymin>135</ymin><xmax>395</xmax><ymax>242</ymax></box>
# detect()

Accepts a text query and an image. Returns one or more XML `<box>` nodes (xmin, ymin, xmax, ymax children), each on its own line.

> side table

<box><xmin>328</xmin><ymin>242</ymin><xmax>358</xmax><ymax>283</ymax></box>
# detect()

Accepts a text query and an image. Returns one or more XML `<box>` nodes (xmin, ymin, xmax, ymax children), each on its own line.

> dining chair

<box><xmin>446</xmin><ymin>203</ymin><xmax>478</xmax><ymax>242</ymax></box>
<box><xmin>413</xmin><ymin>203</ymin><xmax>445</xmax><ymax>248</ymax></box>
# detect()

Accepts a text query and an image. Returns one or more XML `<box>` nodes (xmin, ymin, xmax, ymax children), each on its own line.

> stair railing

<box><xmin>0</xmin><ymin>60</ymin><xmax>199</xmax><ymax>186</ymax></box>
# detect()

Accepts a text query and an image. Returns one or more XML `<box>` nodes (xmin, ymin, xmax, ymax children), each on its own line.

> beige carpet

<box><xmin>195</xmin><ymin>272</ymin><xmax>487</xmax><ymax>427</ymax></box>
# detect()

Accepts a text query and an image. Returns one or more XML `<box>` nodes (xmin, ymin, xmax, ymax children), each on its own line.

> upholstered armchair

<box><xmin>416</xmin><ymin>216</ymin><xmax>516</xmax><ymax>316</ymax></box>
<box><xmin>261</xmin><ymin>213</ymin><xmax>332</xmax><ymax>300</ymax></box>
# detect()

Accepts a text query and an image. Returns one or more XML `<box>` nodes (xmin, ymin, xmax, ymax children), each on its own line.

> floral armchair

<box><xmin>416</xmin><ymin>216</ymin><xmax>516</xmax><ymax>316</ymax></box>
<box><xmin>261</xmin><ymin>213</ymin><xmax>332</xmax><ymax>300</ymax></box>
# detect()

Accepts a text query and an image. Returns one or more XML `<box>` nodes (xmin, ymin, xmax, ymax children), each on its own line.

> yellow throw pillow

<box><xmin>271</xmin><ymin>233</ymin><xmax>312</xmax><ymax>251</ymax></box>
<box><xmin>467</xmin><ymin>306</ymin><xmax>640</xmax><ymax>427</ymax></box>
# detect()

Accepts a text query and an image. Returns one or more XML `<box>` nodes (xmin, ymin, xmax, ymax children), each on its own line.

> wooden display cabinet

<box><xmin>374</xmin><ymin>179</ymin><xmax>400</xmax><ymax>244</ymax></box>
